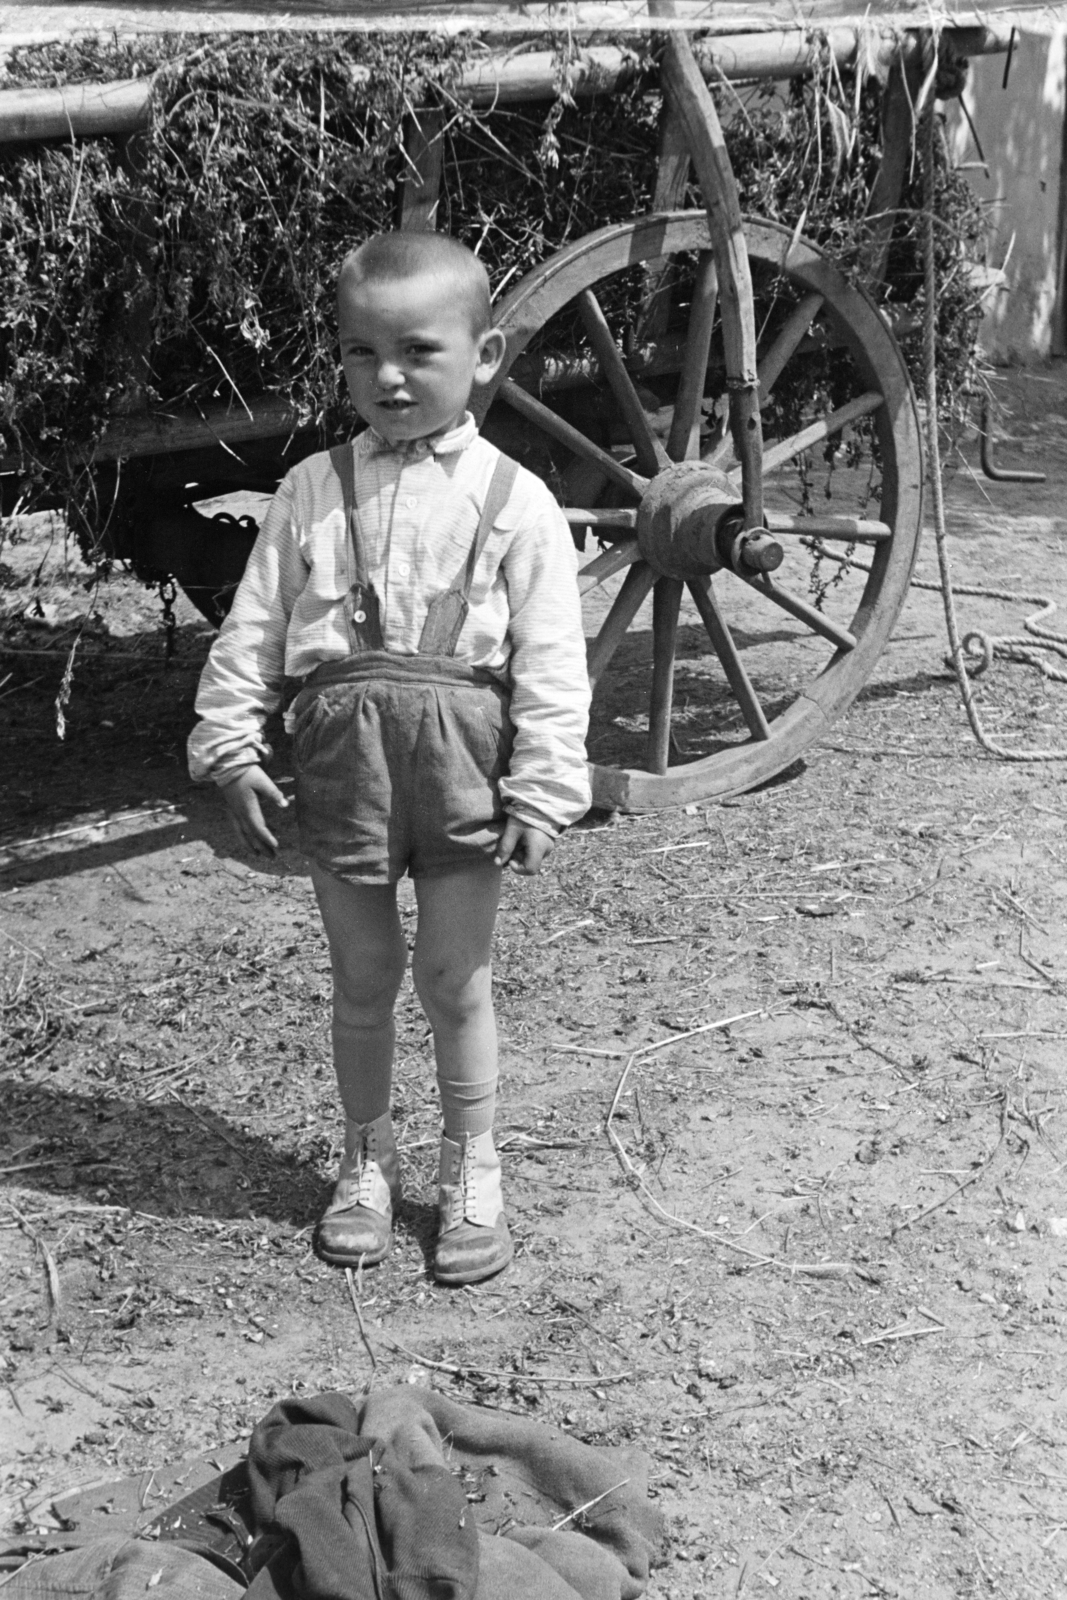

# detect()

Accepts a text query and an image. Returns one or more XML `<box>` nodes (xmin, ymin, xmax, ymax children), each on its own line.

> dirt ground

<box><xmin>2</xmin><ymin>365</ymin><xmax>1067</xmax><ymax>1599</ymax></box>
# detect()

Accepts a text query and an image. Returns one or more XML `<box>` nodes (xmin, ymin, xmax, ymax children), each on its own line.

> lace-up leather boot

<box><xmin>315</xmin><ymin>1112</ymin><xmax>400</xmax><ymax>1267</ymax></box>
<box><xmin>433</xmin><ymin>1129</ymin><xmax>513</xmax><ymax>1286</ymax></box>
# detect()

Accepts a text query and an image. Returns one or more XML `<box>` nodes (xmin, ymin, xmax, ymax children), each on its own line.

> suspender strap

<box><xmin>460</xmin><ymin>454</ymin><xmax>520</xmax><ymax>601</ymax></box>
<box><xmin>330</xmin><ymin>439</ymin><xmax>520</xmax><ymax>659</ymax></box>
<box><xmin>417</xmin><ymin>453</ymin><xmax>520</xmax><ymax>657</ymax></box>
<box><xmin>330</xmin><ymin>440</ymin><xmax>383</xmax><ymax>651</ymax></box>
<box><xmin>329</xmin><ymin>442</ymin><xmax>372</xmax><ymax>588</ymax></box>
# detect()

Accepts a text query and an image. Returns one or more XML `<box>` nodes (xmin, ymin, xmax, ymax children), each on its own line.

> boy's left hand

<box><xmin>494</xmin><ymin>818</ymin><xmax>555</xmax><ymax>875</ymax></box>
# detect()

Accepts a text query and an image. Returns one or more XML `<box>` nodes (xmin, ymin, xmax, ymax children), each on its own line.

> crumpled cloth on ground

<box><xmin>1</xmin><ymin>1388</ymin><xmax>663</xmax><ymax>1600</ymax></box>
<box><xmin>245</xmin><ymin>1388</ymin><xmax>663</xmax><ymax>1600</ymax></box>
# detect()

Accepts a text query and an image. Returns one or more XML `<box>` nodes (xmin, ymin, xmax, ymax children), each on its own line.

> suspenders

<box><xmin>328</xmin><ymin>442</ymin><xmax>519</xmax><ymax>659</ymax></box>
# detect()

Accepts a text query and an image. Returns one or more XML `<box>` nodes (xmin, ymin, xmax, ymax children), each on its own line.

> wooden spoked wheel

<box><xmin>477</xmin><ymin>212</ymin><xmax>924</xmax><ymax>811</ymax></box>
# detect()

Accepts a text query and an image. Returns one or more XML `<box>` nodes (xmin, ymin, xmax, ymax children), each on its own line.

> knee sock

<box><xmin>333</xmin><ymin>1016</ymin><xmax>394</xmax><ymax>1127</ymax></box>
<box><xmin>437</xmin><ymin>1075</ymin><xmax>497</xmax><ymax>1141</ymax></box>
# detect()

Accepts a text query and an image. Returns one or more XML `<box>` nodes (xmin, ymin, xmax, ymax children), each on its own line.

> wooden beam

<box><xmin>0</xmin><ymin>77</ymin><xmax>154</xmax><ymax>141</ymax></box>
<box><xmin>0</xmin><ymin>396</ymin><xmax>304</xmax><ymax>472</ymax></box>
<box><xmin>861</xmin><ymin>52</ymin><xmax>925</xmax><ymax>290</ymax></box>
<box><xmin>0</xmin><ymin>27</ymin><xmax>1013</xmax><ymax>143</ymax></box>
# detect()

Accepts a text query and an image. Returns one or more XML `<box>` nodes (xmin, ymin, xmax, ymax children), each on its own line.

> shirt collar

<box><xmin>359</xmin><ymin>412</ymin><xmax>478</xmax><ymax>461</ymax></box>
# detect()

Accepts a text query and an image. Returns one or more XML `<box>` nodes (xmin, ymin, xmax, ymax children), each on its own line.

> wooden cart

<box><xmin>0</xmin><ymin>1</ymin><xmax>1032</xmax><ymax>809</ymax></box>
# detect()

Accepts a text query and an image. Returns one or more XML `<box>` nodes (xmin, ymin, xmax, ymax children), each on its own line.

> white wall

<box><xmin>947</xmin><ymin>31</ymin><xmax>1066</xmax><ymax>363</ymax></box>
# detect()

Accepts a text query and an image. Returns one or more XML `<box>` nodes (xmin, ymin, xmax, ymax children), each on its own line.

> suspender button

<box><xmin>353</xmin><ymin>610</ymin><xmax>367</xmax><ymax>624</ymax></box>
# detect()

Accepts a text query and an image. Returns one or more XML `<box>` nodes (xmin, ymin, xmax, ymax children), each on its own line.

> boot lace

<box><xmin>462</xmin><ymin>1139</ymin><xmax>478</xmax><ymax>1220</ymax></box>
<box><xmin>353</xmin><ymin>1130</ymin><xmax>382</xmax><ymax>1208</ymax></box>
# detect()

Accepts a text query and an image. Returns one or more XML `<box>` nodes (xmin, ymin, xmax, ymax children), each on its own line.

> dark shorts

<box><xmin>290</xmin><ymin>652</ymin><xmax>514</xmax><ymax>884</ymax></box>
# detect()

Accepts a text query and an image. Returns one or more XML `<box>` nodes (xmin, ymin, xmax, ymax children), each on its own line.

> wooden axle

<box><xmin>0</xmin><ymin>24</ymin><xmax>1011</xmax><ymax>143</ymax></box>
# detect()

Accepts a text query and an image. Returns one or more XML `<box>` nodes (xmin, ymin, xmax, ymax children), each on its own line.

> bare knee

<box><xmin>332</xmin><ymin>940</ymin><xmax>407</xmax><ymax>1025</ymax></box>
<box><xmin>412</xmin><ymin>955</ymin><xmax>491</xmax><ymax>1031</ymax></box>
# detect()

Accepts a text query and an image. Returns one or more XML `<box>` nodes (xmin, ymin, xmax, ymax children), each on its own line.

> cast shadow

<box><xmin>2</xmin><ymin>1081</ymin><xmax>325</xmax><ymax>1228</ymax></box>
<box><xmin>1</xmin><ymin>622</ymin><xmax>303</xmax><ymax>891</ymax></box>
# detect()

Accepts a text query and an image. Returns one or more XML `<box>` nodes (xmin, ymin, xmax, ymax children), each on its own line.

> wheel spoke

<box><xmin>667</xmin><ymin>252</ymin><xmax>718</xmax><ymax>462</ymax></box>
<box><xmin>757</xmin><ymin>291</ymin><xmax>825</xmax><ymax>399</ymax></box>
<box><xmin>648</xmin><ymin>578</ymin><xmax>683</xmax><ymax>773</ymax></box>
<box><xmin>730</xmin><ymin>391</ymin><xmax>883</xmax><ymax>484</ymax></box>
<box><xmin>742</xmin><ymin>571</ymin><xmax>857</xmax><ymax>652</ymax></box>
<box><xmin>587</xmin><ymin>560</ymin><xmax>656</xmax><ymax>686</ymax></box>
<box><xmin>498</xmin><ymin>378</ymin><xmax>648</xmax><ymax>498</ymax></box>
<box><xmin>687</xmin><ymin>577</ymin><xmax>771</xmax><ymax>741</ymax></box>
<box><xmin>577</xmin><ymin>289</ymin><xmax>670</xmax><ymax>477</ymax></box>
<box><xmin>578</xmin><ymin>537</ymin><xmax>640</xmax><ymax>595</ymax></box>
<box><xmin>764</xmin><ymin>512</ymin><xmax>890</xmax><ymax>543</ymax></box>
<box><xmin>563</xmin><ymin>508</ymin><xmax>637</xmax><ymax>531</ymax></box>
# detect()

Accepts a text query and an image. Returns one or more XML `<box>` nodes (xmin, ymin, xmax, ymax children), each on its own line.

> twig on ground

<box><xmin>893</xmin><ymin>854</ymin><xmax>946</xmax><ymax>906</ymax></box>
<box><xmin>602</xmin><ymin>1015</ymin><xmax>873</xmax><ymax>1281</ymax></box>
<box><xmin>892</xmin><ymin>1091</ymin><xmax>1008</xmax><ymax>1237</ymax></box>
<box><xmin>344</xmin><ymin>1265</ymin><xmax>377</xmax><ymax>1370</ymax></box>
<box><xmin>376</xmin><ymin>1336</ymin><xmax>631</xmax><ymax>1387</ymax></box>
<box><xmin>736</xmin><ymin>1507</ymin><xmax>815</xmax><ymax>1595</ymax></box>
<box><xmin>859</xmin><ymin>1322</ymin><xmax>944</xmax><ymax>1347</ymax></box>
<box><xmin>0</xmin><ymin>805</ymin><xmax>181</xmax><ymax>858</ymax></box>
<box><xmin>551</xmin><ymin>1480</ymin><xmax>630</xmax><ymax>1531</ymax></box>
<box><xmin>1019</xmin><ymin>949</ymin><xmax>1067</xmax><ymax>993</ymax></box>
<box><xmin>539</xmin><ymin>919</ymin><xmax>594</xmax><ymax>946</ymax></box>
<box><xmin>823</xmin><ymin>1001</ymin><xmax>916</xmax><ymax>1081</ymax></box>
<box><xmin>496</xmin><ymin>1133</ymin><xmax>588</xmax><ymax>1151</ymax></box>
<box><xmin>8</xmin><ymin>1202</ymin><xmax>61</xmax><ymax>1322</ymax></box>
<box><xmin>41</xmin><ymin>1243</ymin><xmax>61</xmax><ymax>1323</ymax></box>
<box><xmin>548</xmin><ymin>1043</ymin><xmax>628</xmax><ymax>1059</ymax></box>
<box><xmin>173</xmin><ymin>1097</ymin><xmax>243</xmax><ymax>1151</ymax></box>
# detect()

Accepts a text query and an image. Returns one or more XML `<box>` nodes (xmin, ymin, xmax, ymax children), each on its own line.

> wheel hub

<box><xmin>636</xmin><ymin>461</ymin><xmax>784</xmax><ymax>580</ymax></box>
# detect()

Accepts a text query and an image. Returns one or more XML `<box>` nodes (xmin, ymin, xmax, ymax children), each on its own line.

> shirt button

<box><xmin>405</xmin><ymin>496</ymin><xmax>418</xmax><ymax>510</ymax></box>
<box><xmin>353</xmin><ymin>610</ymin><xmax>367</xmax><ymax>624</ymax></box>
<box><xmin>396</xmin><ymin>563</ymin><xmax>411</xmax><ymax>578</ymax></box>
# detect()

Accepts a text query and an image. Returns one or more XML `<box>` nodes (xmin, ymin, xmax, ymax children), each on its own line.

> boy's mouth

<box><xmin>377</xmin><ymin>398</ymin><xmax>415</xmax><ymax>411</ymax></box>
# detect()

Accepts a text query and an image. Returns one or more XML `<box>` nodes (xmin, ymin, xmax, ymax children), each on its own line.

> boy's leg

<box><xmin>411</xmin><ymin>863</ymin><xmax>501</xmax><ymax>1136</ymax></box>
<box><xmin>310</xmin><ymin>862</ymin><xmax>408</xmax><ymax>1266</ymax></box>
<box><xmin>311</xmin><ymin>862</ymin><xmax>407</xmax><ymax>1123</ymax></box>
<box><xmin>412</xmin><ymin>864</ymin><xmax>513</xmax><ymax>1285</ymax></box>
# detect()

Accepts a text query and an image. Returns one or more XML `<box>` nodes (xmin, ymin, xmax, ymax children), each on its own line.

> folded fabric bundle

<box><xmin>245</xmin><ymin>1388</ymin><xmax>664</xmax><ymax>1600</ymax></box>
<box><xmin>1</xmin><ymin>1388</ymin><xmax>664</xmax><ymax>1600</ymax></box>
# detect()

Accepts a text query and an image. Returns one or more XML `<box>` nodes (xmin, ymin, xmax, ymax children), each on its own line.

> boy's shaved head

<box><xmin>339</xmin><ymin>232</ymin><xmax>492</xmax><ymax>335</ymax></box>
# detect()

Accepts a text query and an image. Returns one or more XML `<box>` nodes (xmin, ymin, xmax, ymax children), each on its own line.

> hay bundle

<box><xmin>0</xmin><ymin>33</ymin><xmax>985</xmax><ymax>570</ymax></box>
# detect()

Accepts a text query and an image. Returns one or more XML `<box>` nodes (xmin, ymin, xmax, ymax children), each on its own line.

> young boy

<box><xmin>188</xmin><ymin>232</ymin><xmax>591</xmax><ymax>1286</ymax></box>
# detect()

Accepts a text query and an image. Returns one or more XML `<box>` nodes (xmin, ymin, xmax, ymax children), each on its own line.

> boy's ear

<box><xmin>473</xmin><ymin>327</ymin><xmax>508</xmax><ymax>387</ymax></box>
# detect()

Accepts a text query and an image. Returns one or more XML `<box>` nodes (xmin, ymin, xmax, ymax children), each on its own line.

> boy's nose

<box><xmin>376</xmin><ymin>360</ymin><xmax>405</xmax><ymax>389</ymax></box>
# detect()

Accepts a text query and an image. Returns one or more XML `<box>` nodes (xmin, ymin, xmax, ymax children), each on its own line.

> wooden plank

<box><xmin>398</xmin><ymin>108</ymin><xmax>444</xmax><ymax>231</ymax></box>
<box><xmin>0</xmin><ymin>4</ymin><xmax>1039</xmax><ymax>44</ymax></box>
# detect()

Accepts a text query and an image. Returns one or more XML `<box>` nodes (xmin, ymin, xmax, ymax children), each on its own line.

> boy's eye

<box><xmin>344</xmin><ymin>345</ymin><xmax>374</xmax><ymax>360</ymax></box>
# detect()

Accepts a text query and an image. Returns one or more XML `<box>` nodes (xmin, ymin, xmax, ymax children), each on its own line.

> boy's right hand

<box><xmin>220</xmin><ymin>766</ymin><xmax>290</xmax><ymax>857</ymax></box>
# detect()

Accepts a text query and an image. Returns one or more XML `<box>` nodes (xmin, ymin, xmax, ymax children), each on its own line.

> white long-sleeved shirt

<box><xmin>187</xmin><ymin>414</ymin><xmax>592</xmax><ymax>833</ymax></box>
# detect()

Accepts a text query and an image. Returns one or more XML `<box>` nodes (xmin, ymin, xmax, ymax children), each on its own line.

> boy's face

<box><xmin>338</xmin><ymin>269</ymin><xmax>506</xmax><ymax>445</ymax></box>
